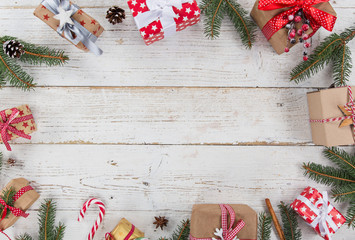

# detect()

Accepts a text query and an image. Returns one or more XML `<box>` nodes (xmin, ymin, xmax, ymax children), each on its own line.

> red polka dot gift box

<box><xmin>34</xmin><ymin>0</ymin><xmax>104</xmax><ymax>55</ymax></box>
<box><xmin>127</xmin><ymin>0</ymin><xmax>200</xmax><ymax>45</ymax></box>
<box><xmin>291</xmin><ymin>187</ymin><xmax>346</xmax><ymax>240</ymax></box>
<box><xmin>250</xmin><ymin>0</ymin><xmax>337</xmax><ymax>55</ymax></box>
<box><xmin>0</xmin><ymin>105</ymin><xmax>37</xmax><ymax>151</ymax></box>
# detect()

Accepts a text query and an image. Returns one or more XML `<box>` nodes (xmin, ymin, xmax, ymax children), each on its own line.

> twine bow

<box><xmin>258</xmin><ymin>0</ymin><xmax>337</xmax><ymax>40</ymax></box>
<box><xmin>310</xmin><ymin>86</ymin><xmax>355</xmax><ymax>142</ymax></box>
<box><xmin>0</xmin><ymin>109</ymin><xmax>32</xmax><ymax>151</ymax></box>
<box><xmin>297</xmin><ymin>191</ymin><xmax>338</xmax><ymax>240</ymax></box>
<box><xmin>41</xmin><ymin>0</ymin><xmax>103</xmax><ymax>55</ymax></box>
<box><xmin>134</xmin><ymin>0</ymin><xmax>189</xmax><ymax>37</ymax></box>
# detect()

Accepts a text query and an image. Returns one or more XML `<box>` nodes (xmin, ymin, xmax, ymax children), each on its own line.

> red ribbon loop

<box><xmin>258</xmin><ymin>0</ymin><xmax>337</xmax><ymax>40</ymax></box>
<box><xmin>0</xmin><ymin>108</ymin><xmax>33</xmax><ymax>151</ymax></box>
<box><xmin>219</xmin><ymin>204</ymin><xmax>245</xmax><ymax>240</ymax></box>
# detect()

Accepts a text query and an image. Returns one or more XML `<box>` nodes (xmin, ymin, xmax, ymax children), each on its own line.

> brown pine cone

<box><xmin>3</xmin><ymin>40</ymin><xmax>25</xmax><ymax>58</ymax></box>
<box><xmin>106</xmin><ymin>6</ymin><xmax>125</xmax><ymax>25</ymax></box>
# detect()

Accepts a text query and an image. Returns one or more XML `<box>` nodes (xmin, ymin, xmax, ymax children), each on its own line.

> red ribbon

<box><xmin>0</xmin><ymin>108</ymin><xmax>33</xmax><ymax>151</ymax></box>
<box><xmin>190</xmin><ymin>204</ymin><xmax>246</xmax><ymax>240</ymax></box>
<box><xmin>310</xmin><ymin>86</ymin><xmax>355</xmax><ymax>142</ymax></box>
<box><xmin>105</xmin><ymin>223</ymin><xmax>136</xmax><ymax>240</ymax></box>
<box><xmin>258</xmin><ymin>0</ymin><xmax>337</xmax><ymax>40</ymax></box>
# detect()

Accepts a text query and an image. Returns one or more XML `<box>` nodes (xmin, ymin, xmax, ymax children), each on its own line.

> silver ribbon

<box><xmin>297</xmin><ymin>191</ymin><xmax>338</xmax><ymax>240</ymax></box>
<box><xmin>134</xmin><ymin>0</ymin><xmax>189</xmax><ymax>37</ymax></box>
<box><xmin>42</xmin><ymin>0</ymin><xmax>103</xmax><ymax>55</ymax></box>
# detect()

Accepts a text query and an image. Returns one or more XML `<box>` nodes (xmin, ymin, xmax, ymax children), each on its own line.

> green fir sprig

<box><xmin>200</xmin><ymin>0</ymin><xmax>256</xmax><ymax>48</ymax></box>
<box><xmin>258</xmin><ymin>212</ymin><xmax>272</xmax><ymax>240</ymax></box>
<box><xmin>303</xmin><ymin>147</ymin><xmax>355</xmax><ymax>229</ymax></box>
<box><xmin>278</xmin><ymin>202</ymin><xmax>302</xmax><ymax>240</ymax></box>
<box><xmin>158</xmin><ymin>219</ymin><xmax>190</xmax><ymax>240</ymax></box>
<box><xmin>16</xmin><ymin>199</ymin><xmax>65</xmax><ymax>240</ymax></box>
<box><xmin>290</xmin><ymin>26</ymin><xmax>355</xmax><ymax>86</ymax></box>
<box><xmin>0</xmin><ymin>187</ymin><xmax>17</xmax><ymax>219</ymax></box>
<box><xmin>0</xmin><ymin>36</ymin><xmax>68</xmax><ymax>91</ymax></box>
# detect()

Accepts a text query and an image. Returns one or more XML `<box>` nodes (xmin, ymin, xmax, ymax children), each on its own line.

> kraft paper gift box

<box><xmin>0</xmin><ymin>105</ymin><xmax>36</xmax><ymax>151</ymax></box>
<box><xmin>190</xmin><ymin>204</ymin><xmax>257</xmax><ymax>240</ymax></box>
<box><xmin>0</xmin><ymin>178</ymin><xmax>40</xmax><ymax>230</ymax></box>
<box><xmin>34</xmin><ymin>0</ymin><xmax>104</xmax><ymax>54</ymax></box>
<box><xmin>307</xmin><ymin>86</ymin><xmax>355</xmax><ymax>147</ymax></box>
<box><xmin>127</xmin><ymin>0</ymin><xmax>200</xmax><ymax>45</ymax></box>
<box><xmin>106</xmin><ymin>218</ymin><xmax>144</xmax><ymax>240</ymax></box>
<box><xmin>250</xmin><ymin>0</ymin><xmax>336</xmax><ymax>54</ymax></box>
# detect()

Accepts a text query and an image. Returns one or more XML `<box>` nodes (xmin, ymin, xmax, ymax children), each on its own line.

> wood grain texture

<box><xmin>0</xmin><ymin>145</ymin><xmax>354</xmax><ymax>240</ymax></box>
<box><xmin>0</xmin><ymin>0</ymin><xmax>354</xmax><ymax>240</ymax></box>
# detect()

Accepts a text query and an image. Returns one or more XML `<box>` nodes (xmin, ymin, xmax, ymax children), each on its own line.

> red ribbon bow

<box><xmin>258</xmin><ymin>0</ymin><xmax>337</xmax><ymax>40</ymax></box>
<box><xmin>0</xmin><ymin>108</ymin><xmax>32</xmax><ymax>151</ymax></box>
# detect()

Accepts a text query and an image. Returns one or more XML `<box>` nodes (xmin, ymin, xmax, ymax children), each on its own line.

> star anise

<box><xmin>7</xmin><ymin>158</ymin><xmax>16</xmax><ymax>166</ymax></box>
<box><xmin>153</xmin><ymin>216</ymin><xmax>168</xmax><ymax>230</ymax></box>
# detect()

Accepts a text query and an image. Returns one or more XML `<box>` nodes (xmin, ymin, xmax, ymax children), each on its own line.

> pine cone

<box><xmin>106</xmin><ymin>6</ymin><xmax>125</xmax><ymax>25</ymax></box>
<box><xmin>3</xmin><ymin>40</ymin><xmax>25</xmax><ymax>58</ymax></box>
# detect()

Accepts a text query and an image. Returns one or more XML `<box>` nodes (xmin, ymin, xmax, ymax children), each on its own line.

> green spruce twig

<box><xmin>0</xmin><ymin>187</ymin><xmax>17</xmax><ymax>219</ymax></box>
<box><xmin>258</xmin><ymin>212</ymin><xmax>272</xmax><ymax>240</ymax></box>
<box><xmin>200</xmin><ymin>0</ymin><xmax>256</xmax><ymax>48</ymax></box>
<box><xmin>16</xmin><ymin>199</ymin><xmax>65</xmax><ymax>240</ymax></box>
<box><xmin>303</xmin><ymin>147</ymin><xmax>355</xmax><ymax>229</ymax></box>
<box><xmin>158</xmin><ymin>219</ymin><xmax>190</xmax><ymax>240</ymax></box>
<box><xmin>278</xmin><ymin>202</ymin><xmax>302</xmax><ymax>240</ymax></box>
<box><xmin>290</xmin><ymin>25</ymin><xmax>355</xmax><ymax>86</ymax></box>
<box><xmin>0</xmin><ymin>36</ymin><xmax>69</xmax><ymax>91</ymax></box>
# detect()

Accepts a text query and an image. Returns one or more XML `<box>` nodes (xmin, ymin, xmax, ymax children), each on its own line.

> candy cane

<box><xmin>78</xmin><ymin>198</ymin><xmax>106</xmax><ymax>240</ymax></box>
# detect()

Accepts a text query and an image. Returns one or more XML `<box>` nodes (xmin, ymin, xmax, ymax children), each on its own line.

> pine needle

<box><xmin>258</xmin><ymin>212</ymin><xmax>272</xmax><ymax>240</ymax></box>
<box><xmin>278</xmin><ymin>202</ymin><xmax>302</xmax><ymax>240</ymax></box>
<box><xmin>346</xmin><ymin>202</ymin><xmax>355</xmax><ymax>229</ymax></box>
<box><xmin>0</xmin><ymin>187</ymin><xmax>16</xmax><ymax>219</ymax></box>
<box><xmin>158</xmin><ymin>219</ymin><xmax>190</xmax><ymax>240</ymax></box>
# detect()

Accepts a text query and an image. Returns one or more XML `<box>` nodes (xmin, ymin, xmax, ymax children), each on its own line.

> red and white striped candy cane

<box><xmin>78</xmin><ymin>198</ymin><xmax>106</xmax><ymax>240</ymax></box>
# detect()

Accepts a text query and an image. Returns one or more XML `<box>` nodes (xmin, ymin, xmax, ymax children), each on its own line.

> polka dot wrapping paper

<box><xmin>34</xmin><ymin>2</ymin><xmax>104</xmax><ymax>52</ymax></box>
<box><xmin>250</xmin><ymin>0</ymin><xmax>337</xmax><ymax>55</ymax></box>
<box><xmin>291</xmin><ymin>187</ymin><xmax>346</xmax><ymax>240</ymax></box>
<box><xmin>127</xmin><ymin>0</ymin><xmax>200</xmax><ymax>45</ymax></box>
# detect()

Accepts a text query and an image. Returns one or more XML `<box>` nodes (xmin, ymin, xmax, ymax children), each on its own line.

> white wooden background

<box><xmin>0</xmin><ymin>0</ymin><xmax>354</xmax><ymax>239</ymax></box>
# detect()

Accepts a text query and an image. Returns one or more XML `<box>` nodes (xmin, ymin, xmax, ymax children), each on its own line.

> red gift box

<box><xmin>127</xmin><ymin>0</ymin><xmax>200</xmax><ymax>45</ymax></box>
<box><xmin>291</xmin><ymin>187</ymin><xmax>346</xmax><ymax>240</ymax></box>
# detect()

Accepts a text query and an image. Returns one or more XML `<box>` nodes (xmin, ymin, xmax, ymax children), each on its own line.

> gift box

<box><xmin>0</xmin><ymin>178</ymin><xmax>40</xmax><ymax>230</ymax></box>
<box><xmin>250</xmin><ymin>0</ymin><xmax>336</xmax><ymax>54</ymax></box>
<box><xmin>106</xmin><ymin>218</ymin><xmax>144</xmax><ymax>240</ymax></box>
<box><xmin>127</xmin><ymin>0</ymin><xmax>200</xmax><ymax>45</ymax></box>
<box><xmin>0</xmin><ymin>105</ymin><xmax>36</xmax><ymax>151</ymax></box>
<box><xmin>34</xmin><ymin>0</ymin><xmax>104</xmax><ymax>55</ymax></box>
<box><xmin>291</xmin><ymin>187</ymin><xmax>346</xmax><ymax>240</ymax></box>
<box><xmin>190</xmin><ymin>204</ymin><xmax>257</xmax><ymax>240</ymax></box>
<box><xmin>307</xmin><ymin>86</ymin><xmax>355</xmax><ymax>147</ymax></box>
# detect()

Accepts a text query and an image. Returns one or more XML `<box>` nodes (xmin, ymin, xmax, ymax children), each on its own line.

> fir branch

<box><xmin>324</xmin><ymin>147</ymin><xmax>355</xmax><ymax>176</ymax></box>
<box><xmin>16</xmin><ymin>233</ymin><xmax>34</xmax><ymax>240</ymax></box>
<box><xmin>158</xmin><ymin>219</ymin><xmax>190</xmax><ymax>240</ymax></box>
<box><xmin>201</xmin><ymin>0</ymin><xmax>224</xmax><ymax>39</ymax></box>
<box><xmin>53</xmin><ymin>223</ymin><xmax>66</xmax><ymax>240</ymax></box>
<box><xmin>303</xmin><ymin>163</ymin><xmax>355</xmax><ymax>185</ymax></box>
<box><xmin>290</xmin><ymin>25</ymin><xmax>355</xmax><ymax>86</ymax></box>
<box><xmin>0</xmin><ymin>187</ymin><xmax>16</xmax><ymax>219</ymax></box>
<box><xmin>258</xmin><ymin>212</ymin><xmax>272</xmax><ymax>240</ymax></box>
<box><xmin>278</xmin><ymin>202</ymin><xmax>302</xmax><ymax>240</ymax></box>
<box><xmin>346</xmin><ymin>202</ymin><xmax>355</xmax><ymax>229</ymax></box>
<box><xmin>0</xmin><ymin>51</ymin><xmax>35</xmax><ymax>90</ymax></box>
<box><xmin>224</xmin><ymin>0</ymin><xmax>256</xmax><ymax>48</ymax></box>
<box><xmin>331</xmin><ymin>184</ymin><xmax>355</xmax><ymax>202</ymax></box>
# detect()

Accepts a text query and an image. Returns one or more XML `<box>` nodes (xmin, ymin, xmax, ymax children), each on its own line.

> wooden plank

<box><xmin>0</xmin><ymin>87</ymin><xmax>326</xmax><ymax>145</ymax></box>
<box><xmin>0</xmin><ymin>8</ymin><xmax>352</xmax><ymax>88</ymax></box>
<box><xmin>0</xmin><ymin>145</ymin><xmax>354</xmax><ymax>239</ymax></box>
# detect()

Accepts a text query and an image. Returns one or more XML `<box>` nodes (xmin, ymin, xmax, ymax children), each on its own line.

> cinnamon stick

<box><xmin>265</xmin><ymin>198</ymin><xmax>285</xmax><ymax>240</ymax></box>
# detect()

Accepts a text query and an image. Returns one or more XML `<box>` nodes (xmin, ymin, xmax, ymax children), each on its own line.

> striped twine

<box><xmin>78</xmin><ymin>198</ymin><xmax>106</xmax><ymax>240</ymax></box>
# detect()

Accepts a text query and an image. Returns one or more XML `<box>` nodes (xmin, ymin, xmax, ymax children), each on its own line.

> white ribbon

<box><xmin>297</xmin><ymin>191</ymin><xmax>338</xmax><ymax>240</ymax></box>
<box><xmin>134</xmin><ymin>0</ymin><xmax>189</xmax><ymax>37</ymax></box>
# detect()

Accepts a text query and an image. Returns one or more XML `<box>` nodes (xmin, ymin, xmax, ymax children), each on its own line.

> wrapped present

<box><xmin>190</xmin><ymin>204</ymin><xmax>257</xmax><ymax>240</ymax></box>
<box><xmin>307</xmin><ymin>86</ymin><xmax>355</xmax><ymax>147</ymax></box>
<box><xmin>127</xmin><ymin>0</ymin><xmax>200</xmax><ymax>45</ymax></box>
<box><xmin>0</xmin><ymin>105</ymin><xmax>36</xmax><ymax>151</ymax></box>
<box><xmin>106</xmin><ymin>218</ymin><xmax>144</xmax><ymax>240</ymax></box>
<box><xmin>291</xmin><ymin>187</ymin><xmax>346</xmax><ymax>240</ymax></box>
<box><xmin>34</xmin><ymin>0</ymin><xmax>104</xmax><ymax>55</ymax></box>
<box><xmin>250</xmin><ymin>0</ymin><xmax>337</xmax><ymax>54</ymax></box>
<box><xmin>0</xmin><ymin>178</ymin><xmax>40</xmax><ymax>230</ymax></box>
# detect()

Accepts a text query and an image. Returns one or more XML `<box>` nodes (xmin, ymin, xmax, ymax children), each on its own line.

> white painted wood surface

<box><xmin>0</xmin><ymin>0</ymin><xmax>354</xmax><ymax>239</ymax></box>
